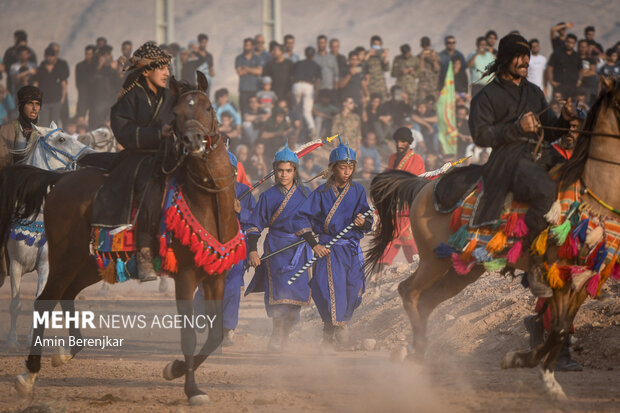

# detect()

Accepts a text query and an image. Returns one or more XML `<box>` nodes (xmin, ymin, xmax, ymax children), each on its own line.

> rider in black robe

<box><xmin>434</xmin><ymin>34</ymin><xmax>574</xmax><ymax>297</ymax></box>
<box><xmin>90</xmin><ymin>42</ymin><xmax>174</xmax><ymax>281</ymax></box>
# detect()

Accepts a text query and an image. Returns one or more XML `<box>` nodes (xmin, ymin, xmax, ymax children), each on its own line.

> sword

<box><xmin>287</xmin><ymin>207</ymin><xmax>376</xmax><ymax>285</ymax></box>
<box><xmin>238</xmin><ymin>134</ymin><xmax>340</xmax><ymax>200</ymax></box>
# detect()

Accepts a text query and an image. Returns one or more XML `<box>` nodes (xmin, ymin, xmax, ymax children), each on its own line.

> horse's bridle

<box><xmin>39</xmin><ymin>128</ymin><xmax>91</xmax><ymax>171</ymax></box>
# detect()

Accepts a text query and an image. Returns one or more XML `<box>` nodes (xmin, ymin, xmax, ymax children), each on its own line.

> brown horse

<box><xmin>0</xmin><ymin>72</ymin><xmax>238</xmax><ymax>405</ymax></box>
<box><xmin>367</xmin><ymin>76</ymin><xmax>620</xmax><ymax>399</ymax></box>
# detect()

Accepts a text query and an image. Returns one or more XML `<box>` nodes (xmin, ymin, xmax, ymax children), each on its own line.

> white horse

<box><xmin>5</xmin><ymin>122</ymin><xmax>94</xmax><ymax>349</ymax></box>
<box><xmin>76</xmin><ymin>125</ymin><xmax>118</xmax><ymax>153</ymax></box>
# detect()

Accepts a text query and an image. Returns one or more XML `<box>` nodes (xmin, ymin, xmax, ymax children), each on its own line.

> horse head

<box><xmin>18</xmin><ymin>122</ymin><xmax>94</xmax><ymax>171</ymax></box>
<box><xmin>169</xmin><ymin>71</ymin><xmax>219</xmax><ymax>154</ymax></box>
<box><xmin>76</xmin><ymin>125</ymin><xmax>116</xmax><ymax>152</ymax></box>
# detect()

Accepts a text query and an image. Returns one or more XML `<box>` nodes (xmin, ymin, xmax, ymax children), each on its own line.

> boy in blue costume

<box><xmin>245</xmin><ymin>144</ymin><xmax>313</xmax><ymax>352</ymax></box>
<box><xmin>292</xmin><ymin>140</ymin><xmax>373</xmax><ymax>349</ymax></box>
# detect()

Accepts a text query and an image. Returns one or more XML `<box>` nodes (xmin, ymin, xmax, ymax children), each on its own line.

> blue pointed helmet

<box><xmin>228</xmin><ymin>150</ymin><xmax>238</xmax><ymax>169</ymax></box>
<box><xmin>329</xmin><ymin>135</ymin><xmax>356</xmax><ymax>165</ymax></box>
<box><xmin>273</xmin><ymin>142</ymin><xmax>299</xmax><ymax>165</ymax></box>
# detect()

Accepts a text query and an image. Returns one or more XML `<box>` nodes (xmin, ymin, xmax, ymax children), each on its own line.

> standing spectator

<box><xmin>438</xmin><ymin>35</ymin><xmax>466</xmax><ymax>90</ymax></box>
<box><xmin>219</xmin><ymin>112</ymin><xmax>241</xmax><ymax>144</ymax></box>
<box><xmin>330</xmin><ymin>38</ymin><xmax>348</xmax><ymax>80</ymax></box>
<box><xmin>235</xmin><ymin>38</ymin><xmax>262</xmax><ymax>115</ymax></box>
<box><xmin>283</xmin><ymin>34</ymin><xmax>299</xmax><ymax>63</ymax></box>
<box><xmin>584</xmin><ymin>26</ymin><xmax>604</xmax><ymax>55</ymax></box>
<box><xmin>578</xmin><ymin>39</ymin><xmax>598</xmax><ymax>105</ymax></box>
<box><xmin>550</xmin><ymin>22</ymin><xmax>574</xmax><ymax>51</ymax></box>
<box><xmin>196</xmin><ymin>34</ymin><xmax>215</xmax><ymax>81</ymax></box>
<box><xmin>117</xmin><ymin>40</ymin><xmax>133</xmax><ymax>72</ymax></box>
<box><xmin>337</xmin><ymin>51</ymin><xmax>367</xmax><ymax>110</ymax></box>
<box><xmin>292</xmin><ymin>47</ymin><xmax>322</xmax><ymax>136</ymax></box>
<box><xmin>331</xmin><ymin>96</ymin><xmax>362</xmax><ymax>153</ymax></box>
<box><xmin>9</xmin><ymin>46</ymin><xmax>37</xmax><ymax>95</ymax></box>
<box><xmin>0</xmin><ymin>84</ymin><xmax>16</xmax><ymax>123</ymax></box>
<box><xmin>417</xmin><ymin>37</ymin><xmax>440</xmax><ymax>101</ymax></box>
<box><xmin>168</xmin><ymin>42</ymin><xmax>182</xmax><ymax>80</ymax></box>
<box><xmin>75</xmin><ymin>45</ymin><xmax>97</xmax><ymax>125</ymax></box>
<box><xmin>254</xmin><ymin>34</ymin><xmax>271</xmax><ymax>67</ymax></box>
<box><xmin>48</xmin><ymin>42</ymin><xmax>71</xmax><ymax>126</ymax></box>
<box><xmin>242</xmin><ymin>95</ymin><xmax>269</xmax><ymax>144</ymax></box>
<box><xmin>258</xmin><ymin>107</ymin><xmax>292</xmax><ymax>161</ymax></box>
<box><xmin>392</xmin><ymin>44</ymin><xmax>420</xmax><ymax>104</ymax></box>
<box><xmin>95</xmin><ymin>37</ymin><xmax>107</xmax><ymax>49</ymax></box>
<box><xmin>362</xmin><ymin>93</ymin><xmax>383</xmax><ymax>138</ymax></box>
<box><xmin>314</xmin><ymin>35</ymin><xmax>338</xmax><ymax>102</ymax></box>
<box><xmin>313</xmin><ymin>89</ymin><xmax>339</xmax><ymax>137</ymax></box>
<box><xmin>89</xmin><ymin>45</ymin><xmax>119</xmax><ymax>128</ymax></box>
<box><xmin>378</xmin><ymin>85</ymin><xmax>413</xmax><ymax>140</ymax></box>
<box><xmin>248</xmin><ymin>141</ymin><xmax>269</xmax><ymax>181</ymax></box>
<box><xmin>181</xmin><ymin>41</ymin><xmax>201</xmax><ymax>83</ymax></box>
<box><xmin>364</xmin><ymin>35</ymin><xmax>389</xmax><ymax>99</ymax></box>
<box><xmin>485</xmin><ymin>30</ymin><xmax>498</xmax><ymax>55</ymax></box>
<box><xmin>527</xmin><ymin>39</ymin><xmax>548</xmax><ymax>93</ymax></box>
<box><xmin>33</xmin><ymin>46</ymin><xmax>69</xmax><ymax>127</ymax></box>
<box><xmin>263</xmin><ymin>43</ymin><xmax>294</xmax><ymax>105</ymax></box>
<box><xmin>451</xmin><ymin>55</ymin><xmax>469</xmax><ymax>95</ymax></box>
<box><xmin>455</xmin><ymin>105</ymin><xmax>472</xmax><ymax>158</ymax></box>
<box><xmin>298</xmin><ymin>153</ymin><xmax>324</xmax><ymax>189</ymax></box>
<box><xmin>548</xmin><ymin>33</ymin><xmax>581</xmax><ymax>98</ymax></box>
<box><xmin>467</xmin><ymin>36</ymin><xmax>495</xmax><ymax>96</ymax></box>
<box><xmin>3</xmin><ymin>30</ymin><xmax>37</xmax><ymax>94</ymax></box>
<box><xmin>599</xmin><ymin>49</ymin><xmax>619</xmax><ymax>78</ymax></box>
<box><xmin>256</xmin><ymin>76</ymin><xmax>277</xmax><ymax>114</ymax></box>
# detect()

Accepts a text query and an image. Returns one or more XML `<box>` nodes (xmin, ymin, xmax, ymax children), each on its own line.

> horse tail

<box><xmin>0</xmin><ymin>165</ymin><xmax>63</xmax><ymax>250</ymax></box>
<box><xmin>366</xmin><ymin>170</ymin><xmax>430</xmax><ymax>273</ymax></box>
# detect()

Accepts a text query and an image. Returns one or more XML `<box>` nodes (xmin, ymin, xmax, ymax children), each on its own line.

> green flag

<box><xmin>436</xmin><ymin>61</ymin><xmax>458</xmax><ymax>155</ymax></box>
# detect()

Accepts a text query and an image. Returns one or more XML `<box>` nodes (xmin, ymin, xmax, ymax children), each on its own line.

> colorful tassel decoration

<box><xmin>472</xmin><ymin>246</ymin><xmax>492</xmax><ymax>262</ymax></box>
<box><xmin>586</xmin><ymin>273</ymin><xmax>600</xmax><ymax>297</ymax></box>
<box><xmin>585</xmin><ymin>226</ymin><xmax>604</xmax><ymax>249</ymax></box>
<box><xmin>99</xmin><ymin>263</ymin><xmax>116</xmax><ymax>284</ymax></box>
<box><xmin>611</xmin><ymin>263</ymin><xmax>620</xmax><ymax>281</ymax></box>
<box><xmin>461</xmin><ymin>236</ymin><xmax>478</xmax><ymax>260</ymax></box>
<box><xmin>592</xmin><ymin>245</ymin><xmax>608</xmax><ymax>273</ymax></box>
<box><xmin>435</xmin><ymin>242</ymin><xmax>458</xmax><ymax>258</ymax></box>
<box><xmin>181</xmin><ymin>225</ymin><xmax>191</xmax><ymax>246</ymax></box>
<box><xmin>189</xmin><ymin>232</ymin><xmax>200</xmax><ymax>254</ymax></box>
<box><xmin>506</xmin><ymin>240</ymin><xmax>523</xmax><ymax>264</ymax></box>
<box><xmin>547</xmin><ymin>262</ymin><xmax>564</xmax><ymax>289</ymax></box>
<box><xmin>551</xmin><ymin>219</ymin><xmax>572</xmax><ymax>246</ymax></box>
<box><xmin>116</xmin><ymin>258</ymin><xmax>128</xmax><ymax>283</ymax></box>
<box><xmin>159</xmin><ymin>234</ymin><xmax>168</xmax><ymax>258</ymax></box>
<box><xmin>451</xmin><ymin>253</ymin><xmax>476</xmax><ymax>275</ymax></box>
<box><xmin>486</xmin><ymin>230</ymin><xmax>507</xmax><ymax>253</ymax></box>
<box><xmin>449</xmin><ymin>225</ymin><xmax>469</xmax><ymax>250</ymax></box>
<box><xmin>544</xmin><ymin>200</ymin><xmax>562</xmax><ymax>225</ymax></box>
<box><xmin>484</xmin><ymin>258</ymin><xmax>507</xmax><ymax>272</ymax></box>
<box><xmin>513</xmin><ymin>215</ymin><xmax>529</xmax><ymax>238</ymax></box>
<box><xmin>571</xmin><ymin>218</ymin><xmax>589</xmax><ymax>243</ymax></box>
<box><xmin>531</xmin><ymin>228</ymin><xmax>549</xmax><ymax>256</ymax></box>
<box><xmin>558</xmin><ymin>235</ymin><xmax>578</xmax><ymax>259</ymax></box>
<box><xmin>569</xmin><ymin>201</ymin><xmax>582</xmax><ymax>226</ymax></box>
<box><xmin>450</xmin><ymin>207</ymin><xmax>463</xmax><ymax>232</ymax></box>
<box><xmin>504</xmin><ymin>212</ymin><xmax>518</xmax><ymax>236</ymax></box>
<box><xmin>586</xmin><ymin>242</ymin><xmax>604</xmax><ymax>269</ymax></box>
<box><xmin>163</xmin><ymin>248</ymin><xmax>178</xmax><ymax>273</ymax></box>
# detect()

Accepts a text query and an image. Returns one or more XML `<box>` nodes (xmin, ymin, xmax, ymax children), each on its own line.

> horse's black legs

<box><xmin>191</xmin><ymin>299</ymin><xmax>224</xmax><ymax>369</ymax></box>
<box><xmin>25</xmin><ymin>298</ymin><xmax>58</xmax><ymax>373</ymax></box>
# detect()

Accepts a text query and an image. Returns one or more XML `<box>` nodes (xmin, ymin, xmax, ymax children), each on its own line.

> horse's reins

<box><xmin>39</xmin><ymin>128</ymin><xmax>91</xmax><ymax>171</ymax></box>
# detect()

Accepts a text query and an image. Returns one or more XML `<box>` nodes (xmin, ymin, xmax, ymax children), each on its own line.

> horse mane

<box><xmin>557</xmin><ymin>81</ymin><xmax>618</xmax><ymax>189</ymax></box>
<box><xmin>10</xmin><ymin>129</ymin><xmax>42</xmax><ymax>164</ymax></box>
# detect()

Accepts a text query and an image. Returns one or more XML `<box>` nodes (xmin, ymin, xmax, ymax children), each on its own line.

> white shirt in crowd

<box><xmin>527</xmin><ymin>53</ymin><xmax>547</xmax><ymax>91</ymax></box>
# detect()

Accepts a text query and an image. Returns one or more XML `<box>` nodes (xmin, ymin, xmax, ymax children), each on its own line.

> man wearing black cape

<box><xmin>434</xmin><ymin>34</ymin><xmax>575</xmax><ymax>297</ymax></box>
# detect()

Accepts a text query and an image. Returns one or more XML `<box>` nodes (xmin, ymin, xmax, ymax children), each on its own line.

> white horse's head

<box><xmin>24</xmin><ymin>121</ymin><xmax>95</xmax><ymax>170</ymax></box>
<box><xmin>77</xmin><ymin>125</ymin><xmax>117</xmax><ymax>152</ymax></box>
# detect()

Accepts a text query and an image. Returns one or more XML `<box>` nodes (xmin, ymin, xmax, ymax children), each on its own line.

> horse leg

<box><xmin>398</xmin><ymin>256</ymin><xmax>451</xmax><ymax>359</ymax></box>
<box><xmin>28</xmin><ymin>244</ymin><xmax>49</xmax><ymax>346</ymax></box>
<box><xmin>415</xmin><ymin>267</ymin><xmax>484</xmax><ymax>357</ymax></box>
<box><xmin>159</xmin><ymin>276</ymin><xmax>169</xmax><ymax>293</ymax></box>
<box><xmin>7</xmin><ymin>255</ymin><xmax>24</xmax><ymax>349</ymax></box>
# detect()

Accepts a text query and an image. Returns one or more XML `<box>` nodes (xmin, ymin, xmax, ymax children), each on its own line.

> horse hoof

<box><xmin>163</xmin><ymin>360</ymin><xmax>184</xmax><ymax>381</ymax></box>
<box><xmin>540</xmin><ymin>368</ymin><xmax>567</xmax><ymax>401</ymax></box>
<box><xmin>189</xmin><ymin>393</ymin><xmax>210</xmax><ymax>406</ymax></box>
<box><xmin>15</xmin><ymin>372</ymin><xmax>37</xmax><ymax>398</ymax></box>
<box><xmin>51</xmin><ymin>347</ymin><xmax>72</xmax><ymax>367</ymax></box>
<box><xmin>502</xmin><ymin>351</ymin><xmax>521</xmax><ymax>369</ymax></box>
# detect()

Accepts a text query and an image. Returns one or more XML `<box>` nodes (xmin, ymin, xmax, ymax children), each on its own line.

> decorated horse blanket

<box><xmin>437</xmin><ymin>179</ymin><xmax>620</xmax><ymax>297</ymax></box>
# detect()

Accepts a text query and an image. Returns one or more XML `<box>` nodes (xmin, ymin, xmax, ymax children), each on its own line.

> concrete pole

<box><xmin>155</xmin><ymin>0</ymin><xmax>175</xmax><ymax>44</ymax></box>
<box><xmin>262</xmin><ymin>0</ymin><xmax>281</xmax><ymax>44</ymax></box>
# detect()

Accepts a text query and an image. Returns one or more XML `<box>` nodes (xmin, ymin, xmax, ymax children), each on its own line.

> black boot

<box><xmin>321</xmin><ymin>322</ymin><xmax>335</xmax><ymax>353</ymax></box>
<box><xmin>555</xmin><ymin>338</ymin><xmax>583</xmax><ymax>372</ymax></box>
<box><xmin>137</xmin><ymin>247</ymin><xmax>158</xmax><ymax>282</ymax></box>
<box><xmin>524</xmin><ymin>315</ymin><xmax>545</xmax><ymax>349</ymax></box>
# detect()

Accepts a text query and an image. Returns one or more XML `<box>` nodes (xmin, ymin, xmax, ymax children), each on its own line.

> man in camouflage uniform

<box><xmin>331</xmin><ymin>96</ymin><xmax>362</xmax><ymax>153</ymax></box>
<box><xmin>364</xmin><ymin>35</ymin><xmax>389</xmax><ymax>100</ymax></box>
<box><xmin>417</xmin><ymin>36</ymin><xmax>440</xmax><ymax>101</ymax></box>
<box><xmin>391</xmin><ymin>44</ymin><xmax>420</xmax><ymax>104</ymax></box>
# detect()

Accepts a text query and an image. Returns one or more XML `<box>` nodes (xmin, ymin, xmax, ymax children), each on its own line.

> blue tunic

<box><xmin>245</xmin><ymin>184</ymin><xmax>313</xmax><ymax>319</ymax></box>
<box><xmin>292</xmin><ymin>181</ymin><xmax>371</xmax><ymax>326</ymax></box>
<box><xmin>194</xmin><ymin>182</ymin><xmax>256</xmax><ymax>331</ymax></box>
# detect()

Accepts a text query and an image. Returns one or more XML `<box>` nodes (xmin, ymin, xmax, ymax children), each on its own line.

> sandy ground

<box><xmin>0</xmin><ymin>255</ymin><xmax>619</xmax><ymax>413</ymax></box>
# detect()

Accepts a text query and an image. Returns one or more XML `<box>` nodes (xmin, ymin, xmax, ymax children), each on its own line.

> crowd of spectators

<box><xmin>1</xmin><ymin>25</ymin><xmax>618</xmax><ymax>189</ymax></box>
